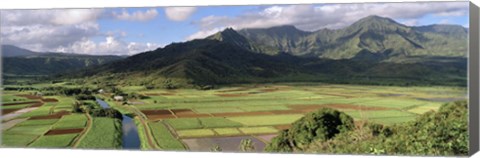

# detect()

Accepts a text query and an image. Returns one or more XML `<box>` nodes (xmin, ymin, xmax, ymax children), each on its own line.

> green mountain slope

<box><xmin>237</xmin><ymin>15</ymin><xmax>467</xmax><ymax>59</ymax></box>
<box><xmin>72</xmin><ymin>35</ymin><xmax>466</xmax><ymax>87</ymax></box>
<box><xmin>50</xmin><ymin>15</ymin><xmax>467</xmax><ymax>87</ymax></box>
<box><xmin>74</xmin><ymin>39</ymin><xmax>307</xmax><ymax>87</ymax></box>
<box><xmin>1</xmin><ymin>45</ymin><xmax>37</xmax><ymax>57</ymax></box>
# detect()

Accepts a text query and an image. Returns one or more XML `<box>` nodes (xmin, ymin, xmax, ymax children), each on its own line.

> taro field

<box><xmin>106</xmin><ymin>83</ymin><xmax>466</xmax><ymax>152</ymax></box>
<box><xmin>1</xmin><ymin>90</ymin><xmax>121</xmax><ymax>149</ymax></box>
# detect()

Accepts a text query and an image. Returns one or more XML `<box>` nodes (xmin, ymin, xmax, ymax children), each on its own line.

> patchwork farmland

<box><xmin>1</xmin><ymin>89</ymin><xmax>122</xmax><ymax>149</ymax></box>
<box><xmin>104</xmin><ymin>83</ymin><xmax>465</xmax><ymax>151</ymax></box>
<box><xmin>1</xmin><ymin>83</ymin><xmax>466</xmax><ymax>151</ymax></box>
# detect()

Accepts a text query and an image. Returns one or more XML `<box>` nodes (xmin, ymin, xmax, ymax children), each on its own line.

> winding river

<box><xmin>96</xmin><ymin>99</ymin><xmax>141</xmax><ymax>149</ymax></box>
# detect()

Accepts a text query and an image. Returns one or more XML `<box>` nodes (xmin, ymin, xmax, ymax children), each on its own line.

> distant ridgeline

<box><xmin>1</xmin><ymin>45</ymin><xmax>125</xmax><ymax>84</ymax></box>
<box><xmin>3</xmin><ymin>15</ymin><xmax>468</xmax><ymax>87</ymax></box>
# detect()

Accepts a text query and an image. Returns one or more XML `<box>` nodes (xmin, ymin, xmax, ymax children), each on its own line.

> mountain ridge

<box><xmin>2</xmin><ymin>45</ymin><xmax>126</xmax><ymax>76</ymax></box>
<box><xmin>230</xmin><ymin>15</ymin><xmax>467</xmax><ymax>59</ymax></box>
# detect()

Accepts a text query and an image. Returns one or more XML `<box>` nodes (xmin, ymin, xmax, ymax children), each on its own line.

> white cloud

<box><xmin>52</xmin><ymin>9</ymin><xmax>104</xmax><ymax>25</ymax></box>
<box><xmin>1</xmin><ymin>9</ymin><xmax>161</xmax><ymax>55</ymax></box>
<box><xmin>1</xmin><ymin>9</ymin><xmax>103</xmax><ymax>52</ymax></box>
<box><xmin>186</xmin><ymin>27</ymin><xmax>226</xmax><ymax>40</ymax></box>
<box><xmin>164</xmin><ymin>7</ymin><xmax>196</xmax><ymax>21</ymax></box>
<box><xmin>55</xmin><ymin>36</ymin><xmax>162</xmax><ymax>55</ymax></box>
<box><xmin>1</xmin><ymin>9</ymin><xmax>104</xmax><ymax>26</ymax></box>
<box><xmin>113</xmin><ymin>9</ymin><xmax>158</xmax><ymax>21</ymax></box>
<box><xmin>127</xmin><ymin>42</ymin><xmax>162</xmax><ymax>55</ymax></box>
<box><xmin>1</xmin><ymin>22</ymin><xmax>100</xmax><ymax>51</ymax></box>
<box><xmin>188</xmin><ymin>2</ymin><xmax>468</xmax><ymax>39</ymax></box>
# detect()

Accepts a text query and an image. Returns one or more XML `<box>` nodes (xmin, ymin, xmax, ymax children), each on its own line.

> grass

<box><xmin>17</xmin><ymin>104</ymin><xmax>54</xmax><ymax>118</ymax></box>
<box><xmin>52</xmin><ymin>114</ymin><xmax>87</xmax><ymax>129</ymax></box>
<box><xmin>134</xmin><ymin>118</ymin><xmax>151</xmax><ymax>150</ymax></box>
<box><xmin>1</xmin><ymin>83</ymin><xmax>467</xmax><ymax>149</ymax></box>
<box><xmin>227</xmin><ymin>114</ymin><xmax>304</xmax><ymax>126</ymax></box>
<box><xmin>2</xmin><ymin>95</ymin><xmax>32</xmax><ymax>104</ymax></box>
<box><xmin>407</xmin><ymin>103</ymin><xmax>442</xmax><ymax>114</ymax></box>
<box><xmin>213</xmin><ymin>128</ymin><xmax>242</xmax><ymax>135</ymax></box>
<box><xmin>357</xmin><ymin>98</ymin><xmax>430</xmax><ymax>109</ymax></box>
<box><xmin>76</xmin><ymin>117</ymin><xmax>122</xmax><ymax>149</ymax></box>
<box><xmin>165</xmin><ymin>117</ymin><xmax>243</xmax><ymax>130</ymax></box>
<box><xmin>149</xmin><ymin>122</ymin><xmax>186</xmax><ymax>150</ymax></box>
<box><xmin>238</xmin><ymin>127</ymin><xmax>278</xmax><ymax>134</ymax></box>
<box><xmin>344</xmin><ymin>110</ymin><xmax>417</xmax><ymax>125</ymax></box>
<box><xmin>4</xmin><ymin>124</ymin><xmax>52</xmax><ymax>136</ymax></box>
<box><xmin>165</xmin><ymin>118</ymin><xmax>203</xmax><ymax>130</ymax></box>
<box><xmin>16</xmin><ymin>119</ymin><xmax>59</xmax><ymax>126</ymax></box>
<box><xmin>194</xmin><ymin>107</ymin><xmax>244</xmax><ymax>114</ymax></box>
<box><xmin>1</xmin><ymin>134</ymin><xmax>38</xmax><ymax>147</ymax></box>
<box><xmin>1</xmin><ymin>104</ymin><xmax>34</xmax><ymax>110</ymax></box>
<box><xmin>344</xmin><ymin>110</ymin><xmax>416</xmax><ymax>119</ymax></box>
<box><xmin>176</xmin><ymin>129</ymin><xmax>216</xmax><ymax>138</ymax></box>
<box><xmin>239</xmin><ymin>105</ymin><xmax>291</xmax><ymax>112</ymax></box>
<box><xmin>369</xmin><ymin>117</ymin><xmax>416</xmax><ymax>125</ymax></box>
<box><xmin>28</xmin><ymin>134</ymin><xmax>78</xmax><ymax>148</ymax></box>
<box><xmin>199</xmin><ymin>117</ymin><xmax>243</xmax><ymax>128</ymax></box>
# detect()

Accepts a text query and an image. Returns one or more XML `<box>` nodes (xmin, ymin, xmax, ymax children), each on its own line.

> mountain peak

<box><xmin>355</xmin><ymin>15</ymin><xmax>399</xmax><ymax>25</ymax></box>
<box><xmin>347</xmin><ymin>15</ymin><xmax>407</xmax><ymax>32</ymax></box>
<box><xmin>1</xmin><ymin>44</ymin><xmax>37</xmax><ymax>57</ymax></box>
<box><xmin>207</xmin><ymin>27</ymin><xmax>243</xmax><ymax>41</ymax></box>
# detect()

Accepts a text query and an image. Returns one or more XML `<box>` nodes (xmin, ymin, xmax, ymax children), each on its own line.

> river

<box><xmin>96</xmin><ymin>98</ymin><xmax>141</xmax><ymax>149</ymax></box>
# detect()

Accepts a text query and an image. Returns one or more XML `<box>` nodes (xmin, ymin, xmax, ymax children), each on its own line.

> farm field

<box><xmin>1</xmin><ymin>82</ymin><xmax>467</xmax><ymax>151</ymax></box>
<box><xmin>102</xmin><ymin>83</ymin><xmax>466</xmax><ymax>151</ymax></box>
<box><xmin>0</xmin><ymin>91</ymin><xmax>120</xmax><ymax>149</ymax></box>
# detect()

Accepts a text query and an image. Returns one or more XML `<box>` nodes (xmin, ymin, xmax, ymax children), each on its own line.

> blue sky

<box><xmin>0</xmin><ymin>2</ymin><xmax>469</xmax><ymax>55</ymax></box>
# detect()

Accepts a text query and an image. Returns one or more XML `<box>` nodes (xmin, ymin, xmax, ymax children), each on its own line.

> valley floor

<box><xmin>1</xmin><ymin>83</ymin><xmax>467</xmax><ymax>152</ymax></box>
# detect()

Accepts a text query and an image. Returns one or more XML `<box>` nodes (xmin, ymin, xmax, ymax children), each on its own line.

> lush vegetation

<box><xmin>149</xmin><ymin>122</ymin><xmax>186</xmax><ymax>150</ymax></box>
<box><xmin>265</xmin><ymin>101</ymin><xmax>468</xmax><ymax>156</ymax></box>
<box><xmin>54</xmin><ymin>16</ymin><xmax>466</xmax><ymax>88</ymax></box>
<box><xmin>29</xmin><ymin>134</ymin><xmax>79</xmax><ymax>148</ymax></box>
<box><xmin>265</xmin><ymin>108</ymin><xmax>355</xmax><ymax>152</ymax></box>
<box><xmin>76</xmin><ymin>117</ymin><xmax>122</xmax><ymax>149</ymax></box>
<box><xmin>0</xmin><ymin>15</ymin><xmax>468</xmax><ymax>155</ymax></box>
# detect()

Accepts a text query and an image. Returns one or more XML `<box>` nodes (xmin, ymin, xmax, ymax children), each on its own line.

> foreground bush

<box><xmin>265</xmin><ymin>100</ymin><xmax>468</xmax><ymax>156</ymax></box>
<box><xmin>265</xmin><ymin>108</ymin><xmax>355</xmax><ymax>152</ymax></box>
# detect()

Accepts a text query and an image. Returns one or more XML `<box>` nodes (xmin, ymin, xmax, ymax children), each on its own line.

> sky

<box><xmin>0</xmin><ymin>1</ymin><xmax>469</xmax><ymax>56</ymax></box>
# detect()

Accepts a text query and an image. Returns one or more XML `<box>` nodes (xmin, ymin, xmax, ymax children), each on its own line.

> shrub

<box><xmin>269</xmin><ymin>100</ymin><xmax>469</xmax><ymax>156</ymax></box>
<box><xmin>90</xmin><ymin>108</ymin><xmax>123</xmax><ymax>120</ymax></box>
<box><xmin>240</xmin><ymin>139</ymin><xmax>255</xmax><ymax>152</ymax></box>
<box><xmin>265</xmin><ymin>108</ymin><xmax>354</xmax><ymax>152</ymax></box>
<box><xmin>210</xmin><ymin>144</ymin><xmax>222</xmax><ymax>152</ymax></box>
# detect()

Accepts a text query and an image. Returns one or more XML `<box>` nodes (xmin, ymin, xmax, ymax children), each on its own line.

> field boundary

<box><xmin>128</xmin><ymin>106</ymin><xmax>161</xmax><ymax>150</ymax></box>
<box><xmin>72</xmin><ymin>113</ymin><xmax>92</xmax><ymax>148</ymax></box>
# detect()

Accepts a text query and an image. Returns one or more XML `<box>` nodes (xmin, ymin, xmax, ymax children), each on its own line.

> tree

<box><xmin>210</xmin><ymin>144</ymin><xmax>222</xmax><ymax>152</ymax></box>
<box><xmin>163</xmin><ymin>79</ymin><xmax>177</xmax><ymax>89</ymax></box>
<box><xmin>265</xmin><ymin>108</ymin><xmax>354</xmax><ymax>152</ymax></box>
<box><xmin>240</xmin><ymin>139</ymin><xmax>255</xmax><ymax>152</ymax></box>
<box><xmin>71</xmin><ymin>101</ymin><xmax>83</xmax><ymax>113</ymax></box>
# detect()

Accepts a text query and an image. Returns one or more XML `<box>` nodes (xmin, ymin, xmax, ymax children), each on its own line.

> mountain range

<box><xmin>2</xmin><ymin>45</ymin><xmax>125</xmax><ymax>76</ymax></box>
<box><xmin>213</xmin><ymin>15</ymin><xmax>467</xmax><ymax>59</ymax></box>
<box><xmin>2</xmin><ymin>15</ymin><xmax>468</xmax><ymax>87</ymax></box>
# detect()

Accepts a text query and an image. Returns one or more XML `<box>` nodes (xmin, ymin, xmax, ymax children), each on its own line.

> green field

<box><xmin>149</xmin><ymin>122</ymin><xmax>186</xmax><ymax>150</ymax></box>
<box><xmin>1</xmin><ymin>83</ymin><xmax>467</xmax><ymax>151</ymax></box>
<box><xmin>52</xmin><ymin>114</ymin><xmax>87</xmax><ymax>129</ymax></box>
<box><xmin>29</xmin><ymin>134</ymin><xmax>79</xmax><ymax>148</ymax></box>
<box><xmin>76</xmin><ymin>117</ymin><xmax>122</xmax><ymax>149</ymax></box>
